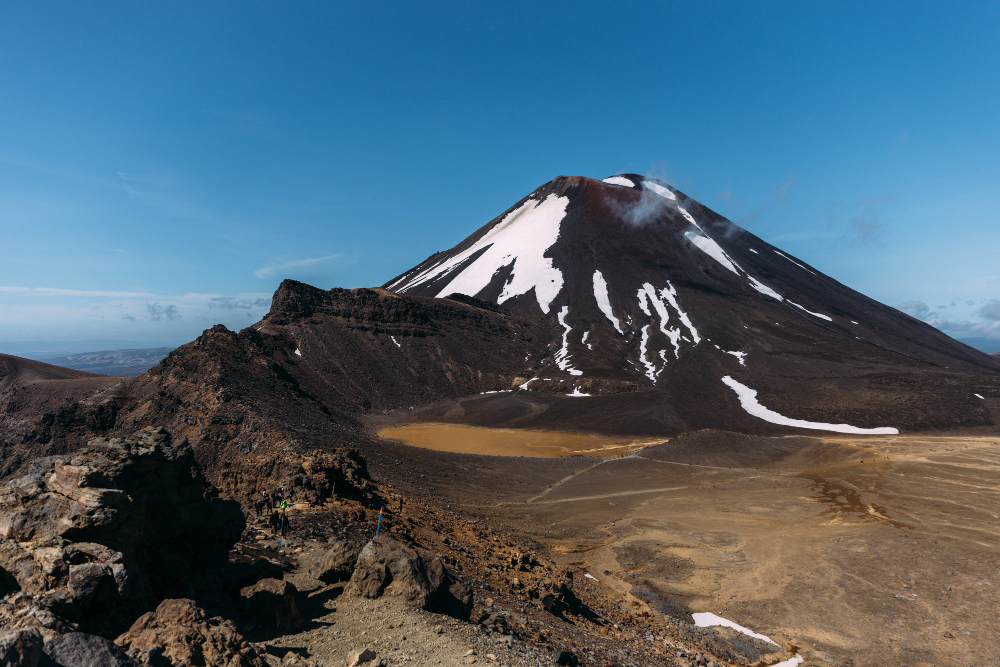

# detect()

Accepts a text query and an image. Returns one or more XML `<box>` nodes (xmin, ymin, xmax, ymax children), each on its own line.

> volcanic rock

<box><xmin>237</xmin><ymin>578</ymin><xmax>305</xmax><ymax>630</ymax></box>
<box><xmin>425</xmin><ymin>555</ymin><xmax>474</xmax><ymax>621</ymax></box>
<box><xmin>347</xmin><ymin>535</ymin><xmax>473</xmax><ymax>619</ymax></box>
<box><xmin>348</xmin><ymin>535</ymin><xmax>433</xmax><ymax>607</ymax></box>
<box><xmin>41</xmin><ymin>632</ymin><xmax>138</xmax><ymax>667</ymax></box>
<box><xmin>311</xmin><ymin>538</ymin><xmax>363</xmax><ymax>583</ymax></box>
<box><xmin>116</xmin><ymin>598</ymin><xmax>264</xmax><ymax>667</ymax></box>
<box><xmin>346</xmin><ymin>647</ymin><xmax>377</xmax><ymax>666</ymax></box>
<box><xmin>0</xmin><ymin>627</ymin><xmax>43</xmax><ymax>667</ymax></box>
<box><xmin>0</xmin><ymin>427</ymin><xmax>244</xmax><ymax>637</ymax></box>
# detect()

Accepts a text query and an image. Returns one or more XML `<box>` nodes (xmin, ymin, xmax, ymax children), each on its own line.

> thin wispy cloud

<box><xmin>254</xmin><ymin>254</ymin><xmax>344</xmax><ymax>278</ymax></box>
<box><xmin>209</xmin><ymin>296</ymin><xmax>271</xmax><ymax>309</ymax></box>
<box><xmin>0</xmin><ymin>286</ymin><xmax>156</xmax><ymax>298</ymax></box>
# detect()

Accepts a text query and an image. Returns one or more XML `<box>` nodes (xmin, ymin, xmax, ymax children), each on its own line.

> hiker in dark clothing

<box><xmin>268</xmin><ymin>510</ymin><xmax>280</xmax><ymax>536</ymax></box>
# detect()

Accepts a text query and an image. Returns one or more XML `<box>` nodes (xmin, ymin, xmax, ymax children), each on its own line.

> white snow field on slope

<box><xmin>394</xmin><ymin>194</ymin><xmax>570</xmax><ymax>314</ymax></box>
<box><xmin>602</xmin><ymin>175</ymin><xmax>635</xmax><ymax>187</ymax></box>
<box><xmin>593</xmin><ymin>270</ymin><xmax>623</xmax><ymax>333</ymax></box>
<box><xmin>642</xmin><ymin>179</ymin><xmax>677</xmax><ymax>201</ymax></box>
<box><xmin>722</xmin><ymin>375</ymin><xmax>899</xmax><ymax>435</ymax></box>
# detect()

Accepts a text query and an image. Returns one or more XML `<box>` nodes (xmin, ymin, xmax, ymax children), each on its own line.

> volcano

<box><xmin>5</xmin><ymin>174</ymin><xmax>999</xmax><ymax>484</ymax></box>
<box><xmin>385</xmin><ymin>174</ymin><xmax>1000</xmax><ymax>434</ymax></box>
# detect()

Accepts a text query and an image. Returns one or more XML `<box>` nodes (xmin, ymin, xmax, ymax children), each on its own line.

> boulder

<box><xmin>41</xmin><ymin>632</ymin><xmax>138</xmax><ymax>667</ymax></box>
<box><xmin>348</xmin><ymin>535</ymin><xmax>433</xmax><ymax>608</ymax></box>
<box><xmin>115</xmin><ymin>598</ymin><xmax>264</xmax><ymax>667</ymax></box>
<box><xmin>238</xmin><ymin>578</ymin><xmax>305</xmax><ymax>630</ymax></box>
<box><xmin>311</xmin><ymin>538</ymin><xmax>362</xmax><ymax>583</ymax></box>
<box><xmin>68</xmin><ymin>563</ymin><xmax>116</xmax><ymax>609</ymax></box>
<box><xmin>553</xmin><ymin>648</ymin><xmax>579</xmax><ymax>666</ymax></box>
<box><xmin>346</xmin><ymin>647</ymin><xmax>377</xmax><ymax>666</ymax></box>
<box><xmin>346</xmin><ymin>536</ymin><xmax>473</xmax><ymax>619</ymax></box>
<box><xmin>425</xmin><ymin>556</ymin><xmax>473</xmax><ymax>621</ymax></box>
<box><xmin>0</xmin><ymin>627</ymin><xmax>43</xmax><ymax>667</ymax></box>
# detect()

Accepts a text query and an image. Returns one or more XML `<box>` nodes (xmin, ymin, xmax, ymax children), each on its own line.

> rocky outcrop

<box><xmin>347</xmin><ymin>535</ymin><xmax>472</xmax><ymax>620</ymax></box>
<box><xmin>0</xmin><ymin>428</ymin><xmax>244</xmax><ymax>637</ymax></box>
<box><xmin>116</xmin><ymin>598</ymin><xmax>264</xmax><ymax>667</ymax></box>
<box><xmin>244</xmin><ymin>449</ymin><xmax>374</xmax><ymax>507</ymax></box>
<box><xmin>237</xmin><ymin>578</ymin><xmax>305</xmax><ymax>631</ymax></box>
<box><xmin>311</xmin><ymin>538</ymin><xmax>363</xmax><ymax>583</ymax></box>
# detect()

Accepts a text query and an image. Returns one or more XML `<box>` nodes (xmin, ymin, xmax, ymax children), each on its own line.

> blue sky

<box><xmin>2</xmin><ymin>1</ymin><xmax>999</xmax><ymax>353</ymax></box>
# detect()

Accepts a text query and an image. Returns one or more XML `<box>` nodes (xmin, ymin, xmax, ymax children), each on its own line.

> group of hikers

<box><xmin>252</xmin><ymin>487</ymin><xmax>293</xmax><ymax>536</ymax></box>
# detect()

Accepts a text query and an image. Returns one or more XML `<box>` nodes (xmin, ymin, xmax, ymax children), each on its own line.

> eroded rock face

<box><xmin>0</xmin><ymin>428</ymin><xmax>245</xmax><ymax>637</ymax></box>
<box><xmin>347</xmin><ymin>535</ymin><xmax>472</xmax><ymax>620</ymax></box>
<box><xmin>116</xmin><ymin>598</ymin><xmax>264</xmax><ymax>667</ymax></box>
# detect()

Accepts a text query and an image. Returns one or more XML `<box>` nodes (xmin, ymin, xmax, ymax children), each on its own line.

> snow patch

<box><xmin>581</xmin><ymin>330</ymin><xmax>592</xmax><ymax>350</ymax></box>
<box><xmin>683</xmin><ymin>230</ymin><xmax>832</xmax><ymax>321</ymax></box>
<box><xmin>602</xmin><ymin>176</ymin><xmax>635</xmax><ymax>187</ymax></box>
<box><xmin>684</xmin><ymin>232</ymin><xmax>740</xmax><ymax>275</ymax></box>
<box><xmin>748</xmin><ymin>248</ymin><xmax>759</xmax><ymax>254</ymax></box>
<box><xmin>774</xmin><ymin>249</ymin><xmax>816</xmax><ymax>275</ymax></box>
<box><xmin>724</xmin><ymin>350</ymin><xmax>747</xmax><ymax>366</ymax></box>
<box><xmin>642</xmin><ymin>180</ymin><xmax>677</xmax><ymax>201</ymax></box>
<box><xmin>390</xmin><ymin>336</ymin><xmax>401</xmax><ymax>348</ymax></box>
<box><xmin>747</xmin><ymin>276</ymin><xmax>784</xmax><ymax>301</ymax></box>
<box><xmin>593</xmin><ymin>270</ymin><xmax>623</xmax><ymax>333</ymax></box>
<box><xmin>692</xmin><ymin>612</ymin><xmax>778</xmax><ymax>646</ymax></box>
<box><xmin>554</xmin><ymin>306</ymin><xmax>583</xmax><ymax>376</ymax></box>
<box><xmin>638</xmin><ymin>325</ymin><xmax>656</xmax><ymax>381</ymax></box>
<box><xmin>788</xmin><ymin>300</ymin><xmax>833</xmax><ymax>321</ymax></box>
<box><xmin>722</xmin><ymin>376</ymin><xmax>899</xmax><ymax>434</ymax></box>
<box><xmin>676</xmin><ymin>206</ymin><xmax>703</xmax><ymax>231</ymax></box>
<box><xmin>851</xmin><ymin>320</ymin><xmax>859</xmax><ymax>324</ymax></box>
<box><xmin>294</xmin><ymin>348</ymin><xmax>301</xmax><ymax>357</ymax></box>
<box><xmin>395</xmin><ymin>194</ymin><xmax>569</xmax><ymax>314</ymax></box>
<box><xmin>975</xmin><ymin>393</ymin><xmax>985</xmax><ymax>400</ymax></box>
<box><xmin>584</xmin><ymin>573</ymin><xmax>598</xmax><ymax>581</ymax></box>
<box><xmin>518</xmin><ymin>377</ymin><xmax>537</xmax><ymax>390</ymax></box>
<box><xmin>661</xmin><ymin>281</ymin><xmax>701</xmax><ymax>343</ymax></box>
<box><xmin>568</xmin><ymin>386</ymin><xmax>591</xmax><ymax>397</ymax></box>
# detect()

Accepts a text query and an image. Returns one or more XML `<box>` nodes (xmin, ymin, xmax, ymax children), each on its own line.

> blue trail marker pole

<box><xmin>375</xmin><ymin>507</ymin><xmax>384</xmax><ymax>537</ymax></box>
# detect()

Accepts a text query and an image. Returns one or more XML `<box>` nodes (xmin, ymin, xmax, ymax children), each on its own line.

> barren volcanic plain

<box><xmin>371</xmin><ymin>423</ymin><xmax>1000</xmax><ymax>666</ymax></box>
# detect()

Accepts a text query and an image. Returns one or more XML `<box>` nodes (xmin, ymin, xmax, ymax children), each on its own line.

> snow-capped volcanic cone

<box><xmin>386</xmin><ymin>174</ymin><xmax>1000</xmax><ymax>434</ymax></box>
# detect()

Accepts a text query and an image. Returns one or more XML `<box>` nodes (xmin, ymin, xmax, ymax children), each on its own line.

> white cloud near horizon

<box><xmin>0</xmin><ymin>286</ymin><xmax>157</xmax><ymax>298</ymax></box>
<box><xmin>254</xmin><ymin>254</ymin><xmax>344</xmax><ymax>278</ymax></box>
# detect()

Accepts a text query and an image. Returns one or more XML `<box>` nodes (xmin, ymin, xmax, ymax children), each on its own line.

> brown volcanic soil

<box><xmin>350</xmin><ymin>427</ymin><xmax>1000</xmax><ymax>666</ymax></box>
